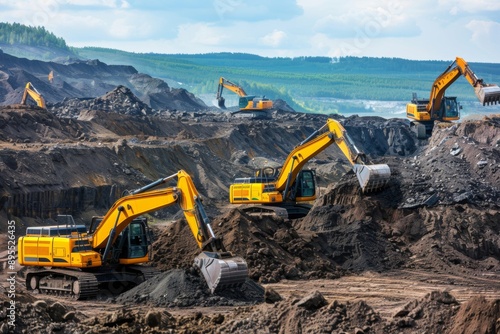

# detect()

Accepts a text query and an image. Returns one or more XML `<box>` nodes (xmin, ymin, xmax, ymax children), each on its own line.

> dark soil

<box><xmin>0</xmin><ymin>50</ymin><xmax>499</xmax><ymax>334</ymax></box>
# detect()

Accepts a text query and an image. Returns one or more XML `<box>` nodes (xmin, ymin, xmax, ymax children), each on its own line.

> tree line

<box><xmin>0</xmin><ymin>22</ymin><xmax>69</xmax><ymax>50</ymax></box>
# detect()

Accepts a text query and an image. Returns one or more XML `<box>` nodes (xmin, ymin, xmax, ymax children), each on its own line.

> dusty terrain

<box><xmin>0</xmin><ymin>50</ymin><xmax>499</xmax><ymax>333</ymax></box>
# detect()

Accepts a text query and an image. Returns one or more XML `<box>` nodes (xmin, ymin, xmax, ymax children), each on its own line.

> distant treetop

<box><xmin>0</xmin><ymin>22</ymin><xmax>69</xmax><ymax>50</ymax></box>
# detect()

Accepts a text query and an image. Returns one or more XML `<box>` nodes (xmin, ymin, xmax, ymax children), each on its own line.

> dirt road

<box><xmin>3</xmin><ymin>264</ymin><xmax>499</xmax><ymax>333</ymax></box>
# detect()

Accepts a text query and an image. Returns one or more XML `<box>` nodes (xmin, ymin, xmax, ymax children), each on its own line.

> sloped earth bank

<box><xmin>1</xmin><ymin>112</ymin><xmax>499</xmax><ymax>333</ymax></box>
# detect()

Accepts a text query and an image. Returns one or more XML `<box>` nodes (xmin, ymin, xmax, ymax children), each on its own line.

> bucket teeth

<box><xmin>476</xmin><ymin>85</ymin><xmax>500</xmax><ymax>106</ymax></box>
<box><xmin>353</xmin><ymin>164</ymin><xmax>391</xmax><ymax>193</ymax></box>
<box><xmin>194</xmin><ymin>251</ymin><xmax>248</xmax><ymax>293</ymax></box>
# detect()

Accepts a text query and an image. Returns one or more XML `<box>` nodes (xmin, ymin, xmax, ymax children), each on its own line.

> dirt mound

<box><xmin>51</xmin><ymin>85</ymin><xmax>153</xmax><ymax>117</ymax></box>
<box><xmin>0</xmin><ymin>106</ymin><xmax>86</xmax><ymax>143</ymax></box>
<box><xmin>385</xmin><ymin>290</ymin><xmax>459</xmax><ymax>333</ymax></box>
<box><xmin>151</xmin><ymin>209</ymin><xmax>344</xmax><ymax>284</ymax></box>
<box><xmin>291</xmin><ymin>115</ymin><xmax>500</xmax><ymax>276</ymax></box>
<box><xmin>216</xmin><ymin>290</ymin><xmax>382</xmax><ymax>333</ymax></box>
<box><xmin>272</xmin><ymin>98</ymin><xmax>297</xmax><ymax>113</ymax></box>
<box><xmin>0</xmin><ymin>51</ymin><xmax>207</xmax><ymax>111</ymax></box>
<box><xmin>130</xmin><ymin>72</ymin><xmax>208</xmax><ymax>111</ymax></box>
<box><xmin>390</xmin><ymin>115</ymin><xmax>500</xmax><ymax>209</ymax></box>
<box><xmin>114</xmin><ymin>268</ymin><xmax>264</xmax><ymax>307</ymax></box>
<box><xmin>447</xmin><ymin>296</ymin><xmax>500</xmax><ymax>334</ymax></box>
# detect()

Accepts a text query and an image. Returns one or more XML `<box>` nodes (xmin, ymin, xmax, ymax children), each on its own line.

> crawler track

<box><xmin>25</xmin><ymin>265</ymin><xmax>160</xmax><ymax>300</ymax></box>
<box><xmin>27</xmin><ymin>269</ymin><xmax>98</xmax><ymax>300</ymax></box>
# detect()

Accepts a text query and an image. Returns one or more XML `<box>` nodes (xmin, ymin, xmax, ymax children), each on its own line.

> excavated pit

<box><xmin>0</xmin><ymin>51</ymin><xmax>498</xmax><ymax>332</ymax></box>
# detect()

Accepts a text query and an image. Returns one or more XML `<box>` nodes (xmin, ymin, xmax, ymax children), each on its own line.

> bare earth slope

<box><xmin>0</xmin><ymin>49</ymin><xmax>207</xmax><ymax>111</ymax></box>
<box><xmin>0</xmin><ymin>49</ymin><xmax>499</xmax><ymax>332</ymax></box>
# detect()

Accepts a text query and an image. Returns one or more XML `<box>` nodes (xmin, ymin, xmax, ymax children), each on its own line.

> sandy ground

<box><xmin>2</xmin><ymin>230</ymin><xmax>500</xmax><ymax>323</ymax></box>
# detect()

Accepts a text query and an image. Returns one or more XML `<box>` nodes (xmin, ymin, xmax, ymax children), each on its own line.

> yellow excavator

<box><xmin>20</xmin><ymin>82</ymin><xmax>46</xmax><ymax>109</ymax></box>
<box><xmin>216</xmin><ymin>77</ymin><xmax>273</xmax><ymax>117</ymax></box>
<box><xmin>406</xmin><ymin>57</ymin><xmax>500</xmax><ymax>138</ymax></box>
<box><xmin>18</xmin><ymin>170</ymin><xmax>248</xmax><ymax>299</ymax></box>
<box><xmin>229</xmin><ymin>118</ymin><xmax>391</xmax><ymax>218</ymax></box>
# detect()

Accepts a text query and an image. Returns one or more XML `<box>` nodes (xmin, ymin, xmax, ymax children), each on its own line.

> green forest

<box><xmin>74</xmin><ymin>47</ymin><xmax>500</xmax><ymax>113</ymax></box>
<box><xmin>0</xmin><ymin>22</ymin><xmax>69</xmax><ymax>50</ymax></box>
<box><xmin>2</xmin><ymin>22</ymin><xmax>500</xmax><ymax>114</ymax></box>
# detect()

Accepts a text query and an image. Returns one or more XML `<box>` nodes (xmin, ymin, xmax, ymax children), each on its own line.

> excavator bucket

<box><xmin>194</xmin><ymin>251</ymin><xmax>248</xmax><ymax>293</ymax></box>
<box><xmin>475</xmin><ymin>85</ymin><xmax>500</xmax><ymax>106</ymax></box>
<box><xmin>353</xmin><ymin>164</ymin><xmax>391</xmax><ymax>193</ymax></box>
<box><xmin>217</xmin><ymin>97</ymin><xmax>227</xmax><ymax>109</ymax></box>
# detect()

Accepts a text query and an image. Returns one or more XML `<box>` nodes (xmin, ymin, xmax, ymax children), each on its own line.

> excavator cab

<box><xmin>120</xmin><ymin>219</ymin><xmax>150</xmax><ymax>260</ymax></box>
<box><xmin>89</xmin><ymin>216</ymin><xmax>153</xmax><ymax>264</ymax></box>
<box><xmin>291</xmin><ymin>170</ymin><xmax>316</xmax><ymax>199</ymax></box>
<box><xmin>441</xmin><ymin>97</ymin><xmax>460</xmax><ymax>121</ymax></box>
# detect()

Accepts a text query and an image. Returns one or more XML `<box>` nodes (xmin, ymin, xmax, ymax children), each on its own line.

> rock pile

<box><xmin>50</xmin><ymin>85</ymin><xmax>153</xmax><ymax>118</ymax></box>
<box><xmin>0</xmin><ymin>51</ymin><xmax>208</xmax><ymax>112</ymax></box>
<box><xmin>114</xmin><ymin>268</ymin><xmax>264</xmax><ymax>308</ymax></box>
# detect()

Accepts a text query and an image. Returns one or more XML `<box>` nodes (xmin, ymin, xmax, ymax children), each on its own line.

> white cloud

<box><xmin>109</xmin><ymin>17</ymin><xmax>151</xmax><ymax>39</ymax></box>
<box><xmin>260</xmin><ymin>30</ymin><xmax>286</xmax><ymax>47</ymax></box>
<box><xmin>0</xmin><ymin>0</ymin><xmax>499</xmax><ymax>62</ymax></box>
<box><xmin>439</xmin><ymin>0</ymin><xmax>500</xmax><ymax>14</ymax></box>
<box><xmin>212</xmin><ymin>0</ymin><xmax>302</xmax><ymax>21</ymax></box>
<box><xmin>312</xmin><ymin>2</ymin><xmax>419</xmax><ymax>39</ymax></box>
<box><xmin>466</xmin><ymin>19</ymin><xmax>500</xmax><ymax>43</ymax></box>
<box><xmin>65</xmin><ymin>0</ymin><xmax>130</xmax><ymax>8</ymax></box>
<box><xmin>177</xmin><ymin>23</ymin><xmax>226</xmax><ymax>47</ymax></box>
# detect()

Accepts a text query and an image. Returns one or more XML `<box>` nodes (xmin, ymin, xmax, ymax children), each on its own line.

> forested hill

<box><xmin>2</xmin><ymin>22</ymin><xmax>500</xmax><ymax>113</ymax></box>
<box><xmin>75</xmin><ymin>47</ymin><xmax>500</xmax><ymax>112</ymax></box>
<box><xmin>0</xmin><ymin>22</ymin><xmax>76</xmax><ymax>60</ymax></box>
<box><xmin>0</xmin><ymin>22</ymin><xmax>68</xmax><ymax>49</ymax></box>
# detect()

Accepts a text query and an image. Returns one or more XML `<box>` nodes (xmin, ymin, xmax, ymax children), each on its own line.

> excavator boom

<box><xmin>274</xmin><ymin>118</ymin><xmax>391</xmax><ymax>193</ymax></box>
<box><xmin>21</xmin><ymin>82</ymin><xmax>46</xmax><ymax>109</ymax></box>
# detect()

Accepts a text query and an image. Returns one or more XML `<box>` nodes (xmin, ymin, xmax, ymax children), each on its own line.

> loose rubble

<box><xmin>0</xmin><ymin>50</ymin><xmax>499</xmax><ymax>334</ymax></box>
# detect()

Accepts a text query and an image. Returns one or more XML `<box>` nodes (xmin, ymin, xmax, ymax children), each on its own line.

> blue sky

<box><xmin>0</xmin><ymin>0</ymin><xmax>499</xmax><ymax>63</ymax></box>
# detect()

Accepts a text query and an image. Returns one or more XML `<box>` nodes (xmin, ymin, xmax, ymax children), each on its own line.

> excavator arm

<box><xmin>92</xmin><ymin>170</ymin><xmax>248</xmax><ymax>293</ymax></box>
<box><xmin>229</xmin><ymin>118</ymin><xmax>391</xmax><ymax>218</ymax></box>
<box><xmin>428</xmin><ymin>57</ymin><xmax>500</xmax><ymax>113</ymax></box>
<box><xmin>216</xmin><ymin>77</ymin><xmax>246</xmax><ymax>109</ymax></box>
<box><xmin>274</xmin><ymin>118</ymin><xmax>390</xmax><ymax>194</ymax></box>
<box><xmin>217</xmin><ymin>77</ymin><xmax>248</xmax><ymax>98</ymax></box>
<box><xmin>21</xmin><ymin>82</ymin><xmax>46</xmax><ymax>109</ymax></box>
